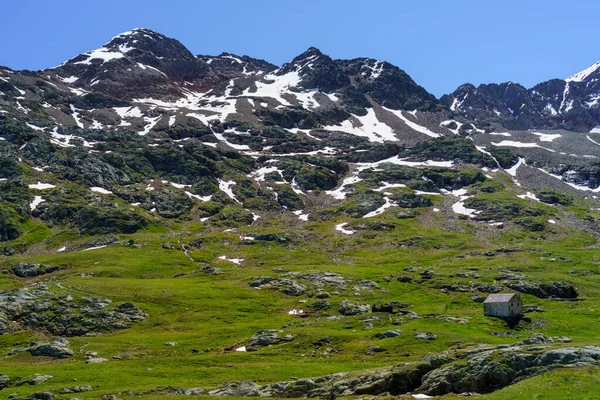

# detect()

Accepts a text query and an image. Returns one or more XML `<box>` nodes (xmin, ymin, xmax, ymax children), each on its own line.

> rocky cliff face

<box><xmin>441</xmin><ymin>60</ymin><xmax>600</xmax><ymax>132</ymax></box>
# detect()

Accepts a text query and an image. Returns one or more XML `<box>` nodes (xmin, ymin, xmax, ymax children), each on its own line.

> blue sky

<box><xmin>2</xmin><ymin>0</ymin><xmax>599</xmax><ymax>96</ymax></box>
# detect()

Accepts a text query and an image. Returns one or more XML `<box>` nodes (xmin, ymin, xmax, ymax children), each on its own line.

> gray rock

<box><xmin>249</xmin><ymin>277</ymin><xmax>306</xmax><ymax>296</ymax></box>
<box><xmin>309</xmin><ymin>300</ymin><xmax>331</xmax><ymax>311</ymax></box>
<box><xmin>353</xmin><ymin>280</ymin><xmax>381</xmax><ymax>291</ymax></box>
<box><xmin>506</xmin><ymin>281</ymin><xmax>577</xmax><ymax>299</ymax></box>
<box><xmin>0</xmin><ymin>373</ymin><xmax>9</xmax><ymax>389</ymax></box>
<box><xmin>420</xmin><ymin>270</ymin><xmax>435</xmax><ymax>279</ymax></box>
<box><xmin>85</xmin><ymin>358</ymin><xmax>108</xmax><ymax>364</ymax></box>
<box><xmin>338</xmin><ymin>300</ymin><xmax>371</xmax><ymax>316</ymax></box>
<box><xmin>418</xmin><ymin>341</ymin><xmax>600</xmax><ymax>396</ymax></box>
<box><xmin>28</xmin><ymin>393</ymin><xmax>56</xmax><ymax>400</ymax></box>
<box><xmin>59</xmin><ymin>386</ymin><xmax>93</xmax><ymax>394</ymax></box>
<box><xmin>28</xmin><ymin>338</ymin><xmax>74</xmax><ymax>358</ymax></box>
<box><xmin>200</xmin><ymin>266</ymin><xmax>223</xmax><ymax>275</ymax></box>
<box><xmin>208</xmin><ymin>380</ymin><xmax>263</xmax><ymax>396</ymax></box>
<box><xmin>11</xmin><ymin>263</ymin><xmax>59</xmax><ymax>278</ymax></box>
<box><xmin>376</xmin><ymin>330</ymin><xmax>402</xmax><ymax>338</ymax></box>
<box><xmin>367</xmin><ymin>345</ymin><xmax>386</xmax><ymax>353</ymax></box>
<box><xmin>247</xmin><ymin>329</ymin><xmax>295</xmax><ymax>350</ymax></box>
<box><xmin>416</xmin><ymin>332</ymin><xmax>437</xmax><ymax>340</ymax></box>
<box><xmin>472</xmin><ymin>283</ymin><xmax>503</xmax><ymax>293</ymax></box>
<box><xmin>174</xmin><ymin>388</ymin><xmax>207</xmax><ymax>395</ymax></box>
<box><xmin>554</xmin><ymin>336</ymin><xmax>573</xmax><ymax>343</ymax></box>
<box><xmin>30</xmin><ymin>374</ymin><xmax>53</xmax><ymax>385</ymax></box>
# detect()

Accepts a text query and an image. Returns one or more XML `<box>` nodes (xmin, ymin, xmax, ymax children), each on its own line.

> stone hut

<box><xmin>483</xmin><ymin>293</ymin><xmax>522</xmax><ymax>318</ymax></box>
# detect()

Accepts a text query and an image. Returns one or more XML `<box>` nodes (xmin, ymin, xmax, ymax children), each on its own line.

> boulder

<box><xmin>309</xmin><ymin>300</ymin><xmax>331</xmax><ymax>311</ymax></box>
<box><xmin>247</xmin><ymin>329</ymin><xmax>295</xmax><ymax>350</ymax></box>
<box><xmin>0</xmin><ymin>373</ymin><xmax>9</xmax><ymax>389</ymax></box>
<box><xmin>506</xmin><ymin>281</ymin><xmax>577</xmax><ymax>299</ymax></box>
<box><xmin>339</xmin><ymin>300</ymin><xmax>371</xmax><ymax>316</ymax></box>
<box><xmin>11</xmin><ymin>263</ymin><xmax>59</xmax><ymax>278</ymax></box>
<box><xmin>30</xmin><ymin>375</ymin><xmax>53</xmax><ymax>385</ymax></box>
<box><xmin>28</xmin><ymin>338</ymin><xmax>74</xmax><ymax>358</ymax></box>
<box><xmin>28</xmin><ymin>393</ymin><xmax>56</xmax><ymax>400</ymax></box>
<box><xmin>249</xmin><ymin>277</ymin><xmax>306</xmax><ymax>296</ymax></box>
<box><xmin>376</xmin><ymin>330</ymin><xmax>402</xmax><ymax>338</ymax></box>
<box><xmin>415</xmin><ymin>332</ymin><xmax>437</xmax><ymax>340</ymax></box>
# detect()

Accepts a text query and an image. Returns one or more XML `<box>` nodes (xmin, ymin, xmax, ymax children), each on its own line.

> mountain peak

<box><xmin>289</xmin><ymin>47</ymin><xmax>326</xmax><ymax>65</ymax></box>
<box><xmin>566</xmin><ymin>59</ymin><xmax>600</xmax><ymax>83</ymax></box>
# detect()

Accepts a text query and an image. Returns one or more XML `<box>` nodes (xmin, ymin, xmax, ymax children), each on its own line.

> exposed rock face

<box><xmin>249</xmin><ymin>277</ymin><xmax>306</xmax><ymax>296</ymax></box>
<box><xmin>26</xmin><ymin>338</ymin><xmax>74</xmax><ymax>358</ymax></box>
<box><xmin>0</xmin><ymin>285</ymin><xmax>146</xmax><ymax>337</ymax></box>
<box><xmin>204</xmin><ymin>336</ymin><xmax>600</xmax><ymax>398</ymax></box>
<box><xmin>11</xmin><ymin>262</ymin><xmax>60</xmax><ymax>278</ymax></box>
<box><xmin>418</xmin><ymin>345</ymin><xmax>600</xmax><ymax>395</ymax></box>
<box><xmin>505</xmin><ymin>281</ymin><xmax>577</xmax><ymax>299</ymax></box>
<box><xmin>441</xmin><ymin>61</ymin><xmax>600</xmax><ymax>132</ymax></box>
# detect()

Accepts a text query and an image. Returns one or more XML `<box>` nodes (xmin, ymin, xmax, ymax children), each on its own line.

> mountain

<box><xmin>2</xmin><ymin>28</ymin><xmax>600</xmax><ymax>399</ymax></box>
<box><xmin>441</xmin><ymin>60</ymin><xmax>600</xmax><ymax>132</ymax></box>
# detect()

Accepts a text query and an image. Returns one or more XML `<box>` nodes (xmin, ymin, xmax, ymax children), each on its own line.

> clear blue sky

<box><xmin>2</xmin><ymin>0</ymin><xmax>599</xmax><ymax>96</ymax></box>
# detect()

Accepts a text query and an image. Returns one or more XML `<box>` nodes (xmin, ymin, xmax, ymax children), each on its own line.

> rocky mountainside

<box><xmin>441</xmin><ymin>60</ymin><xmax>600</xmax><ymax>132</ymax></box>
<box><xmin>2</xmin><ymin>28</ymin><xmax>600</xmax><ymax>400</ymax></box>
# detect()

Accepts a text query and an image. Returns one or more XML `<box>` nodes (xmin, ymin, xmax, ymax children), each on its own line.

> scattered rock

<box><xmin>249</xmin><ymin>277</ymin><xmax>306</xmax><ymax>296</ymax></box>
<box><xmin>353</xmin><ymin>279</ymin><xmax>381</xmax><ymax>291</ymax></box>
<box><xmin>27</xmin><ymin>338</ymin><xmax>74</xmax><ymax>358</ymax></box>
<box><xmin>372</xmin><ymin>302</ymin><xmax>409</xmax><ymax>313</ymax></box>
<box><xmin>200</xmin><ymin>265</ymin><xmax>223</xmax><ymax>275</ymax></box>
<box><xmin>0</xmin><ymin>373</ymin><xmax>9</xmax><ymax>389</ymax></box>
<box><xmin>472</xmin><ymin>283</ymin><xmax>502</xmax><ymax>293</ymax></box>
<box><xmin>420</xmin><ymin>270</ymin><xmax>435</xmax><ymax>280</ymax></box>
<box><xmin>28</xmin><ymin>393</ymin><xmax>56</xmax><ymax>400</ymax></box>
<box><xmin>247</xmin><ymin>329</ymin><xmax>295</xmax><ymax>350</ymax></box>
<box><xmin>86</xmin><ymin>358</ymin><xmax>108</xmax><ymax>364</ymax></box>
<box><xmin>554</xmin><ymin>336</ymin><xmax>573</xmax><ymax>343</ymax></box>
<box><xmin>174</xmin><ymin>388</ymin><xmax>207</xmax><ymax>395</ymax></box>
<box><xmin>367</xmin><ymin>345</ymin><xmax>386</xmax><ymax>354</ymax></box>
<box><xmin>397</xmin><ymin>275</ymin><xmax>413</xmax><ymax>283</ymax></box>
<box><xmin>11</xmin><ymin>263</ymin><xmax>59</xmax><ymax>278</ymax></box>
<box><xmin>0</xmin><ymin>286</ymin><xmax>146</xmax><ymax>337</ymax></box>
<box><xmin>208</xmin><ymin>380</ymin><xmax>265</xmax><ymax>396</ymax></box>
<box><xmin>309</xmin><ymin>300</ymin><xmax>331</xmax><ymax>311</ymax></box>
<box><xmin>416</xmin><ymin>332</ymin><xmax>437</xmax><ymax>341</ymax></box>
<box><xmin>30</xmin><ymin>374</ymin><xmax>53</xmax><ymax>385</ymax></box>
<box><xmin>338</xmin><ymin>300</ymin><xmax>371</xmax><ymax>316</ymax></box>
<box><xmin>59</xmin><ymin>385</ymin><xmax>93</xmax><ymax>394</ymax></box>
<box><xmin>506</xmin><ymin>281</ymin><xmax>577</xmax><ymax>299</ymax></box>
<box><xmin>376</xmin><ymin>330</ymin><xmax>402</xmax><ymax>339</ymax></box>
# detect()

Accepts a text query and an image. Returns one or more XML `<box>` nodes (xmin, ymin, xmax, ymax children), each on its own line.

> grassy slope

<box><xmin>0</xmin><ymin>193</ymin><xmax>599</xmax><ymax>399</ymax></box>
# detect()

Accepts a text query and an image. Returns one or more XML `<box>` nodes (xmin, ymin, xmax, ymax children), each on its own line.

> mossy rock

<box><xmin>344</xmin><ymin>190</ymin><xmax>385</xmax><ymax>218</ymax></box>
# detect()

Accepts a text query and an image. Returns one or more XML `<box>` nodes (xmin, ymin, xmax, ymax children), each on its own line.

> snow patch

<box><xmin>218</xmin><ymin>179</ymin><xmax>240</xmax><ymax>203</ymax></box>
<box><xmin>91</xmin><ymin>187</ymin><xmax>112</xmax><ymax>194</ymax></box>
<box><xmin>322</xmin><ymin>108</ymin><xmax>398</xmax><ymax>143</ymax></box>
<box><xmin>335</xmin><ymin>223</ymin><xmax>355</xmax><ymax>235</ymax></box>
<box><xmin>218</xmin><ymin>256</ymin><xmax>244</xmax><ymax>264</ymax></box>
<box><xmin>29</xmin><ymin>182</ymin><xmax>56</xmax><ymax>190</ymax></box>
<box><xmin>30</xmin><ymin>196</ymin><xmax>45</xmax><ymax>210</ymax></box>
<box><xmin>384</xmin><ymin>107</ymin><xmax>440</xmax><ymax>138</ymax></box>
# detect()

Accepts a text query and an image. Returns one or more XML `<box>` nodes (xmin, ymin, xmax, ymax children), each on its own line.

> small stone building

<box><xmin>483</xmin><ymin>293</ymin><xmax>522</xmax><ymax>318</ymax></box>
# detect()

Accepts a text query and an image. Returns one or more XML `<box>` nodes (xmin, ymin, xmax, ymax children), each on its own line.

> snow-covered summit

<box><xmin>566</xmin><ymin>59</ymin><xmax>600</xmax><ymax>83</ymax></box>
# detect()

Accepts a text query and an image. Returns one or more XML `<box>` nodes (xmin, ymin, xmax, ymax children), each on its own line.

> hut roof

<box><xmin>484</xmin><ymin>293</ymin><xmax>518</xmax><ymax>303</ymax></box>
